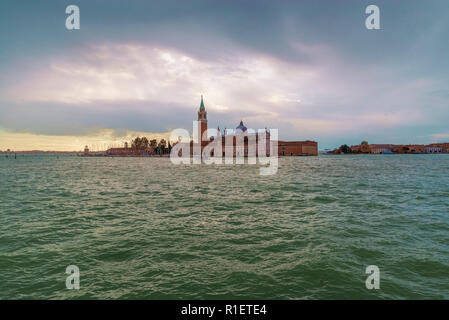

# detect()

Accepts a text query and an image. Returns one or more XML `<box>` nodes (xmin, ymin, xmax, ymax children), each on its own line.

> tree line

<box><xmin>131</xmin><ymin>137</ymin><xmax>172</xmax><ymax>155</ymax></box>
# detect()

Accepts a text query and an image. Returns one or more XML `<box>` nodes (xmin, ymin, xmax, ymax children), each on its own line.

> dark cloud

<box><xmin>1</xmin><ymin>0</ymin><xmax>449</xmax><ymax>149</ymax></box>
<box><xmin>2</xmin><ymin>0</ymin><xmax>447</xmax><ymax>66</ymax></box>
<box><xmin>0</xmin><ymin>100</ymin><xmax>266</xmax><ymax>136</ymax></box>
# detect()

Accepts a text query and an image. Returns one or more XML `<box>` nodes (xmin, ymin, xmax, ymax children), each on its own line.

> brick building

<box><xmin>195</xmin><ymin>96</ymin><xmax>318</xmax><ymax>157</ymax></box>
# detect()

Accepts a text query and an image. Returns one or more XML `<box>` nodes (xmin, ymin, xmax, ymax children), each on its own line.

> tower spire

<box><xmin>197</xmin><ymin>95</ymin><xmax>208</xmax><ymax>144</ymax></box>
<box><xmin>200</xmin><ymin>95</ymin><xmax>205</xmax><ymax>111</ymax></box>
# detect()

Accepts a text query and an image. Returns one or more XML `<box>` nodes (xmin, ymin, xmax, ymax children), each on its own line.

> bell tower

<box><xmin>197</xmin><ymin>95</ymin><xmax>208</xmax><ymax>146</ymax></box>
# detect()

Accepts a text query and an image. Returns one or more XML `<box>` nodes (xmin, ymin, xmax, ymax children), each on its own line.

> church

<box><xmin>195</xmin><ymin>96</ymin><xmax>318</xmax><ymax>157</ymax></box>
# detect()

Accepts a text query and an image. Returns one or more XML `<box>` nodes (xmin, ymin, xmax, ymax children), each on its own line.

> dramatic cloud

<box><xmin>0</xmin><ymin>0</ymin><xmax>448</xmax><ymax>150</ymax></box>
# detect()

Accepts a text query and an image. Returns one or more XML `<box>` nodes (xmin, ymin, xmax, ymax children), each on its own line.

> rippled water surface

<box><xmin>1</xmin><ymin>154</ymin><xmax>448</xmax><ymax>299</ymax></box>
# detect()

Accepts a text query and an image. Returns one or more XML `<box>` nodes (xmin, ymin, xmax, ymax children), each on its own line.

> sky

<box><xmin>0</xmin><ymin>0</ymin><xmax>448</xmax><ymax>151</ymax></box>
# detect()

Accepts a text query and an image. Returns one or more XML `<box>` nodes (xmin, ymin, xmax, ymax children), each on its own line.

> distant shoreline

<box><xmin>0</xmin><ymin>151</ymin><xmax>80</xmax><ymax>155</ymax></box>
<box><xmin>3</xmin><ymin>152</ymin><xmax>449</xmax><ymax>157</ymax></box>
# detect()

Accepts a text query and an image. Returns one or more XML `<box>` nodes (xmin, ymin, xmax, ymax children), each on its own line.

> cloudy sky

<box><xmin>1</xmin><ymin>0</ymin><xmax>448</xmax><ymax>150</ymax></box>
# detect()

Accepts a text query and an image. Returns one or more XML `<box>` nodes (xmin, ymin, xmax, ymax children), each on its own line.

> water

<box><xmin>1</xmin><ymin>154</ymin><xmax>448</xmax><ymax>299</ymax></box>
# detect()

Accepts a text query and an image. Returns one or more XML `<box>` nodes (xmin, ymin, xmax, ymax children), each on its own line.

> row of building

<box><xmin>95</xmin><ymin>97</ymin><xmax>449</xmax><ymax>158</ymax></box>
<box><xmin>190</xmin><ymin>96</ymin><xmax>318</xmax><ymax>157</ymax></box>
<box><xmin>333</xmin><ymin>141</ymin><xmax>449</xmax><ymax>154</ymax></box>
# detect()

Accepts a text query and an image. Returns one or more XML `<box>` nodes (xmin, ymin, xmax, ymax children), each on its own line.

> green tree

<box><xmin>131</xmin><ymin>137</ymin><xmax>142</xmax><ymax>149</ymax></box>
<box><xmin>141</xmin><ymin>137</ymin><xmax>149</xmax><ymax>149</ymax></box>
<box><xmin>131</xmin><ymin>137</ymin><xmax>150</xmax><ymax>150</ymax></box>
<box><xmin>149</xmin><ymin>139</ymin><xmax>157</xmax><ymax>150</ymax></box>
<box><xmin>158</xmin><ymin>139</ymin><xmax>167</xmax><ymax>154</ymax></box>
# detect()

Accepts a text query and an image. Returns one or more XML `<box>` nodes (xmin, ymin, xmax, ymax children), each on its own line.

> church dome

<box><xmin>236</xmin><ymin>120</ymin><xmax>247</xmax><ymax>132</ymax></box>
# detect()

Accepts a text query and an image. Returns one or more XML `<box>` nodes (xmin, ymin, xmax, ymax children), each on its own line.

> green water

<box><xmin>1</xmin><ymin>154</ymin><xmax>448</xmax><ymax>299</ymax></box>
